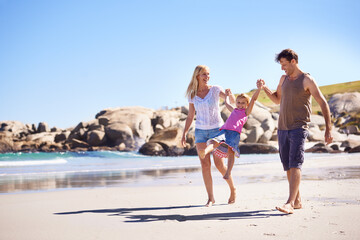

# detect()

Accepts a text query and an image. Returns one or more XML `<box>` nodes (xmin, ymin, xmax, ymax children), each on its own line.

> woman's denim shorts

<box><xmin>195</xmin><ymin>127</ymin><xmax>220</xmax><ymax>143</ymax></box>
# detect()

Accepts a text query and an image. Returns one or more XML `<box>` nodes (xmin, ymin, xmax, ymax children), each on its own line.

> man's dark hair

<box><xmin>275</xmin><ymin>49</ymin><xmax>298</xmax><ymax>63</ymax></box>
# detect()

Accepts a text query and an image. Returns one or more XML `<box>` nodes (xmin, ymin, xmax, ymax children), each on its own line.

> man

<box><xmin>257</xmin><ymin>49</ymin><xmax>333</xmax><ymax>214</ymax></box>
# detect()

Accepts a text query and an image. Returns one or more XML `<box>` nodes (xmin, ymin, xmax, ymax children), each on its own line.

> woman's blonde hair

<box><xmin>237</xmin><ymin>93</ymin><xmax>251</xmax><ymax>104</ymax></box>
<box><xmin>185</xmin><ymin>65</ymin><xmax>210</xmax><ymax>100</ymax></box>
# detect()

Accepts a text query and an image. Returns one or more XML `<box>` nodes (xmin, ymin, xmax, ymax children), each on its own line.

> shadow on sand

<box><xmin>54</xmin><ymin>205</ymin><xmax>285</xmax><ymax>222</ymax></box>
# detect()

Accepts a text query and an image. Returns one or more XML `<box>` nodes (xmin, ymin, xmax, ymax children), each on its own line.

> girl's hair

<box><xmin>185</xmin><ymin>65</ymin><xmax>210</xmax><ymax>100</ymax></box>
<box><xmin>237</xmin><ymin>93</ymin><xmax>250</xmax><ymax>104</ymax></box>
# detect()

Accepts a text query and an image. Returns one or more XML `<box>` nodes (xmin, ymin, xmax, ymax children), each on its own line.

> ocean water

<box><xmin>0</xmin><ymin>151</ymin><xmax>280</xmax><ymax>193</ymax></box>
<box><xmin>2</xmin><ymin>151</ymin><xmax>359</xmax><ymax>194</ymax></box>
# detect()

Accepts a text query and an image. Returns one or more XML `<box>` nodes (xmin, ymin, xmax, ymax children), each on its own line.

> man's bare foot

<box><xmin>198</xmin><ymin>149</ymin><xmax>206</xmax><ymax>159</ymax></box>
<box><xmin>294</xmin><ymin>198</ymin><xmax>302</xmax><ymax>209</ymax></box>
<box><xmin>228</xmin><ymin>188</ymin><xmax>236</xmax><ymax>204</ymax></box>
<box><xmin>205</xmin><ymin>199</ymin><xmax>215</xmax><ymax>207</ymax></box>
<box><xmin>276</xmin><ymin>203</ymin><xmax>294</xmax><ymax>214</ymax></box>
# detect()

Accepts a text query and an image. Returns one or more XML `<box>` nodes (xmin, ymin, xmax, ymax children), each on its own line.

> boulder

<box><xmin>239</xmin><ymin>143</ymin><xmax>278</xmax><ymax>154</ymax></box>
<box><xmin>341</xmin><ymin>139</ymin><xmax>360</xmax><ymax>148</ymax></box>
<box><xmin>328</xmin><ymin>92</ymin><xmax>360</xmax><ymax>117</ymax></box>
<box><xmin>153</xmin><ymin>109</ymin><xmax>183</xmax><ymax>129</ymax></box>
<box><xmin>0</xmin><ymin>133</ymin><xmax>14</xmax><ymax>153</ymax></box>
<box><xmin>346</xmin><ymin>125</ymin><xmax>359</xmax><ymax>134</ymax></box>
<box><xmin>96</xmin><ymin>106</ymin><xmax>154</xmax><ymax>142</ymax></box>
<box><xmin>26</xmin><ymin>132</ymin><xmax>57</xmax><ymax>143</ymax></box>
<box><xmin>220</xmin><ymin>105</ymin><xmax>231</xmax><ymax>122</ymax></box>
<box><xmin>249</xmin><ymin>102</ymin><xmax>273</xmax><ymax>123</ymax></box>
<box><xmin>329</xmin><ymin>144</ymin><xmax>340</xmax><ymax>151</ymax></box>
<box><xmin>243</xmin><ymin>117</ymin><xmax>261</xmax><ymax>130</ymax></box>
<box><xmin>183</xmin><ymin>146</ymin><xmax>197</xmax><ymax>156</ymax></box>
<box><xmin>348</xmin><ymin>145</ymin><xmax>360</xmax><ymax>153</ymax></box>
<box><xmin>70</xmin><ymin>139</ymin><xmax>90</xmax><ymax>149</ymax></box>
<box><xmin>0</xmin><ymin>121</ymin><xmax>29</xmax><ymax>137</ymax></box>
<box><xmin>105</xmin><ymin>122</ymin><xmax>134</xmax><ymax>148</ymax></box>
<box><xmin>181</xmin><ymin>106</ymin><xmax>189</xmax><ymax>115</ymax></box>
<box><xmin>258</xmin><ymin>130</ymin><xmax>273</xmax><ymax>144</ymax></box>
<box><xmin>37</xmin><ymin>122</ymin><xmax>50</xmax><ymax>133</ymax></box>
<box><xmin>261</xmin><ymin>118</ymin><xmax>276</xmax><ymax>132</ymax></box>
<box><xmin>138</xmin><ymin>142</ymin><xmax>167</xmax><ymax>156</ymax></box>
<box><xmin>87</xmin><ymin>130</ymin><xmax>107</xmax><ymax>146</ymax></box>
<box><xmin>147</xmin><ymin>126</ymin><xmax>184</xmax><ymax>156</ymax></box>
<box><xmin>246</xmin><ymin>126</ymin><xmax>264</xmax><ymax>143</ymax></box>
<box><xmin>305</xmin><ymin>143</ymin><xmax>332</xmax><ymax>153</ymax></box>
<box><xmin>54</xmin><ymin>131</ymin><xmax>71</xmax><ymax>143</ymax></box>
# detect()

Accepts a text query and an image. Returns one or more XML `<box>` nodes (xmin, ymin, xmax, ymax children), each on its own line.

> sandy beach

<box><xmin>1</xmin><ymin>153</ymin><xmax>360</xmax><ymax>240</ymax></box>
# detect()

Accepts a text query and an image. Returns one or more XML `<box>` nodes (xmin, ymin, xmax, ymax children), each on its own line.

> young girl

<box><xmin>198</xmin><ymin>83</ymin><xmax>262</xmax><ymax>179</ymax></box>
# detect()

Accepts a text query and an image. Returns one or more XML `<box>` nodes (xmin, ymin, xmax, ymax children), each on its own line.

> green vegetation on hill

<box><xmin>245</xmin><ymin>80</ymin><xmax>360</xmax><ymax>113</ymax></box>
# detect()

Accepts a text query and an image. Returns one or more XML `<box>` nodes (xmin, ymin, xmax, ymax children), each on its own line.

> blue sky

<box><xmin>1</xmin><ymin>0</ymin><xmax>359</xmax><ymax>129</ymax></box>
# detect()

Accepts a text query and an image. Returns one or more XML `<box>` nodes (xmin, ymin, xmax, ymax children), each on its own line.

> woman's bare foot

<box><xmin>205</xmin><ymin>199</ymin><xmax>215</xmax><ymax>207</ymax></box>
<box><xmin>228</xmin><ymin>188</ymin><xmax>236</xmax><ymax>204</ymax></box>
<box><xmin>276</xmin><ymin>203</ymin><xmax>294</xmax><ymax>214</ymax></box>
<box><xmin>198</xmin><ymin>149</ymin><xmax>206</xmax><ymax>159</ymax></box>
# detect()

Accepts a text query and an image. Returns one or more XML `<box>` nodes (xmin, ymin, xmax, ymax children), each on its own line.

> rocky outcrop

<box><xmin>328</xmin><ymin>92</ymin><xmax>360</xmax><ymax>117</ymax></box>
<box><xmin>1</xmin><ymin>93</ymin><xmax>360</xmax><ymax>155</ymax></box>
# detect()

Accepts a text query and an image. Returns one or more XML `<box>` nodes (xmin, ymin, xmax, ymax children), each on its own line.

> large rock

<box><xmin>261</xmin><ymin>118</ymin><xmax>276</xmax><ymax>132</ymax></box>
<box><xmin>348</xmin><ymin>145</ymin><xmax>360</xmax><ymax>153</ymax></box>
<box><xmin>258</xmin><ymin>129</ymin><xmax>273</xmax><ymax>144</ymax></box>
<box><xmin>328</xmin><ymin>92</ymin><xmax>360</xmax><ymax>117</ymax></box>
<box><xmin>153</xmin><ymin>109</ymin><xmax>183</xmax><ymax>129</ymax></box>
<box><xmin>243</xmin><ymin>117</ymin><xmax>261</xmax><ymax>130</ymax></box>
<box><xmin>87</xmin><ymin>130</ymin><xmax>107</xmax><ymax>146</ymax></box>
<box><xmin>147</xmin><ymin>126</ymin><xmax>184</xmax><ymax>156</ymax></box>
<box><xmin>239</xmin><ymin>143</ymin><xmax>278</xmax><ymax>154</ymax></box>
<box><xmin>70</xmin><ymin>139</ymin><xmax>90</xmax><ymax>149</ymax></box>
<box><xmin>249</xmin><ymin>102</ymin><xmax>273</xmax><ymax>123</ymax></box>
<box><xmin>305</xmin><ymin>143</ymin><xmax>328</xmax><ymax>153</ymax></box>
<box><xmin>0</xmin><ymin>132</ymin><xmax>14</xmax><ymax>153</ymax></box>
<box><xmin>37</xmin><ymin>122</ymin><xmax>50</xmax><ymax>133</ymax></box>
<box><xmin>26</xmin><ymin>132</ymin><xmax>58</xmax><ymax>144</ymax></box>
<box><xmin>105</xmin><ymin>122</ymin><xmax>134</xmax><ymax>148</ymax></box>
<box><xmin>246</xmin><ymin>126</ymin><xmax>264</xmax><ymax>143</ymax></box>
<box><xmin>138</xmin><ymin>142</ymin><xmax>167</xmax><ymax>156</ymax></box>
<box><xmin>0</xmin><ymin>121</ymin><xmax>29</xmax><ymax>137</ymax></box>
<box><xmin>96</xmin><ymin>106</ymin><xmax>154</xmax><ymax>142</ymax></box>
<box><xmin>55</xmin><ymin>131</ymin><xmax>71</xmax><ymax>143</ymax></box>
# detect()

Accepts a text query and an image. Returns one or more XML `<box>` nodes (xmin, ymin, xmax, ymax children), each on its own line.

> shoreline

<box><xmin>1</xmin><ymin>152</ymin><xmax>360</xmax><ymax>194</ymax></box>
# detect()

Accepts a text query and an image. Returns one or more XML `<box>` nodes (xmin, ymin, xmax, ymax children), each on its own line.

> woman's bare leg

<box><xmin>196</xmin><ymin>142</ymin><xmax>215</xmax><ymax>207</ymax></box>
<box><xmin>213</xmin><ymin>154</ymin><xmax>236</xmax><ymax>204</ymax></box>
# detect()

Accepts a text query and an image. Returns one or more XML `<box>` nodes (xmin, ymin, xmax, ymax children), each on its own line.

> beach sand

<box><xmin>1</xmin><ymin>154</ymin><xmax>360</xmax><ymax>240</ymax></box>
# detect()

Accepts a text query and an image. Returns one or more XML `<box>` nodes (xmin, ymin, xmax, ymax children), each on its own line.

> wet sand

<box><xmin>0</xmin><ymin>153</ymin><xmax>359</xmax><ymax>240</ymax></box>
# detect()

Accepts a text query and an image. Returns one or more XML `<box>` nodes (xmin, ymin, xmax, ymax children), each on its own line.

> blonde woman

<box><xmin>181</xmin><ymin>65</ymin><xmax>236</xmax><ymax>207</ymax></box>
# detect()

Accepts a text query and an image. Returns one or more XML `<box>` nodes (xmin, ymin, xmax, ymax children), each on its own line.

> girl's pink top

<box><xmin>220</xmin><ymin>108</ymin><xmax>248</xmax><ymax>134</ymax></box>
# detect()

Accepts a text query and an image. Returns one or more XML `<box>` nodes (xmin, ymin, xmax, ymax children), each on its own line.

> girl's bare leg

<box><xmin>223</xmin><ymin>148</ymin><xmax>235</xmax><ymax>180</ymax></box>
<box><xmin>213</xmin><ymin>154</ymin><xmax>236</xmax><ymax>204</ymax></box>
<box><xmin>198</xmin><ymin>140</ymin><xmax>220</xmax><ymax>159</ymax></box>
<box><xmin>196</xmin><ymin>143</ymin><xmax>215</xmax><ymax>207</ymax></box>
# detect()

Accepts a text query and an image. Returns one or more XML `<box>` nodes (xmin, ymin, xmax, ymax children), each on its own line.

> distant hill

<box><xmin>246</xmin><ymin>80</ymin><xmax>360</xmax><ymax>113</ymax></box>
